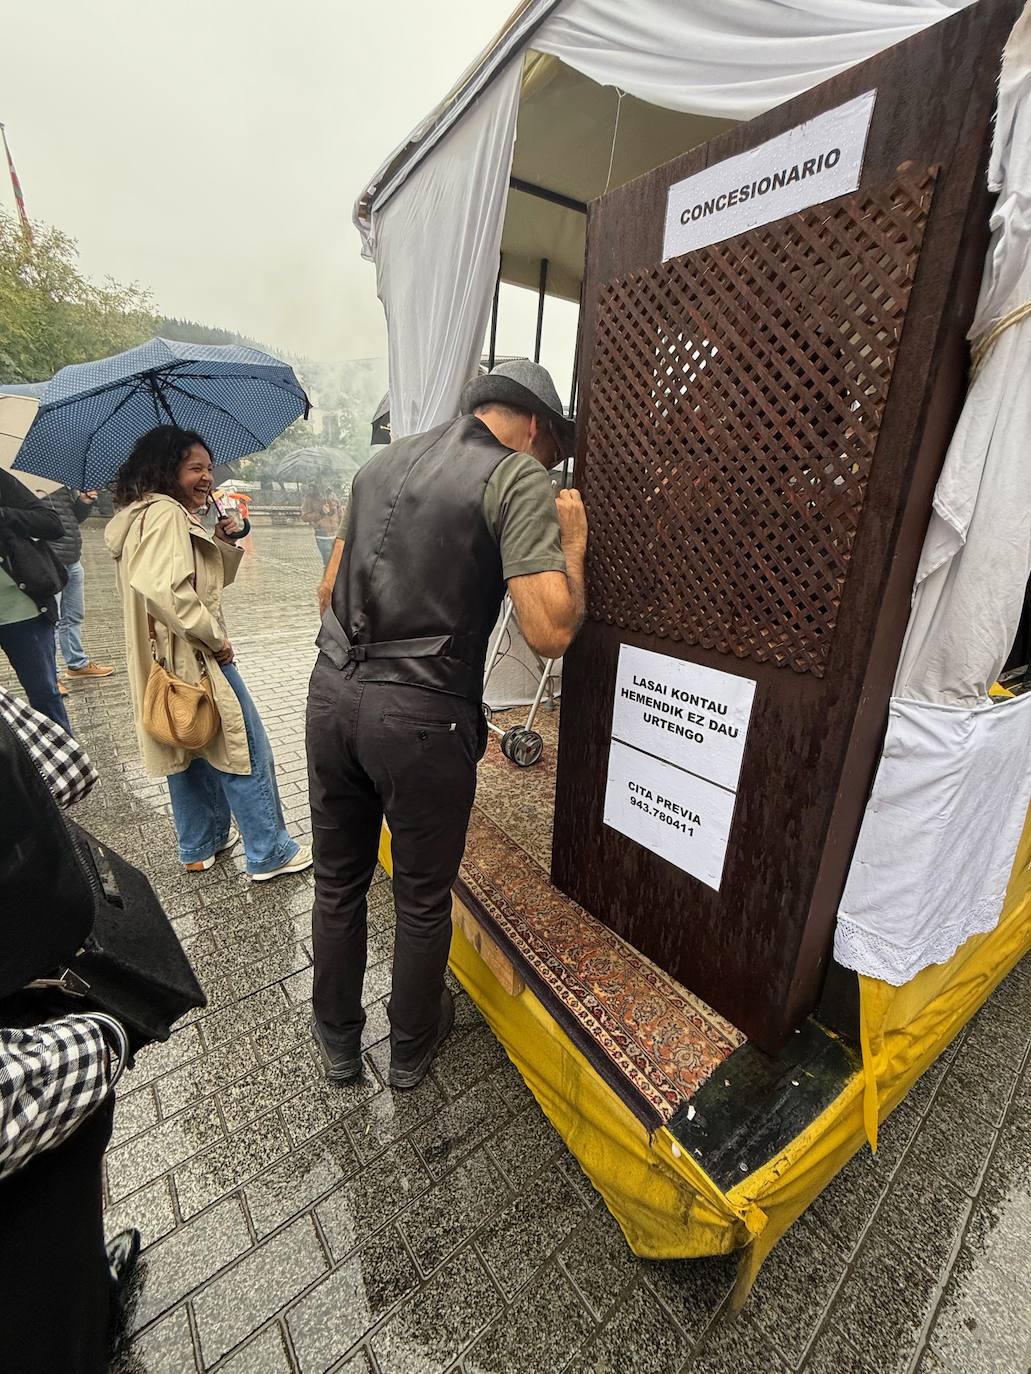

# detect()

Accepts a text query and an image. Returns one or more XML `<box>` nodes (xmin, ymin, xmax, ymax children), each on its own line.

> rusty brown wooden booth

<box><xmin>552</xmin><ymin>0</ymin><xmax>1021</xmax><ymax>1053</ymax></box>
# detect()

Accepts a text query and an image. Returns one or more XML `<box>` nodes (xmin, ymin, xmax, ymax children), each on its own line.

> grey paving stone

<box><xmin>641</xmin><ymin>1252</ymin><xmax>736</xmax><ymax>1345</ymax></box>
<box><xmin>687</xmin><ymin>1305</ymin><xmax>792</xmax><ymax>1374</ymax></box>
<box><xmin>251</xmin><ymin>1000</ymin><xmax>322</xmax><ymax>1065</ymax></box>
<box><xmin>433</xmin><ymin>1022</ymin><xmax>507</xmax><ymax>1099</ymax></box>
<box><xmin>559</xmin><ymin>1204</ymin><xmax>642</xmax><ymax>1320</ymax></box>
<box><xmin>193</xmin><ymin>1214</ymin><xmax>328</xmax><ymax>1366</ymax></box>
<box><xmin>129</xmin><ymin>1196</ymin><xmax>252</xmax><ymax>1332</ymax></box>
<box><xmin>567</xmin><ymin>1279</ymin><xmax>691</xmax><ymax>1374</ymax></box>
<box><xmin>281</xmin><ymin>1069</ymin><xmax>383</xmax><ymax>1147</ymax></box>
<box><xmin>219</xmin><ymin>1042</ymin><xmax>321</xmax><ymax>1132</ymax></box>
<box><xmin>105</xmin><ymin>1175</ymin><xmax>177</xmax><ymax>1250</ymax></box>
<box><xmin>410</xmin><ymin>1076</ymin><xmax>510</xmax><ymax>1178</ymax></box>
<box><xmin>803</xmin><ymin>1147</ymin><xmax>890</xmax><ymax>1258</ymax></box>
<box><xmin>174</xmin><ymin>1111</ymin><xmax>292</xmax><ymax>1219</ymax></box>
<box><xmin>372</xmin><ymin>1248</ymin><xmax>502</xmax><ymax>1374</ymax></box>
<box><xmin>345</xmin><ymin>1070</ymin><xmax>444</xmax><ymax>1164</ymax></box>
<box><xmin>477</xmin><ymin>1160</ymin><xmax>592</xmax><ymax>1297</ymax></box>
<box><xmin>958</xmin><ymin>993</ymin><xmax>1031</xmax><ymax>1069</ymax></box>
<box><xmin>156</xmin><ymin>1036</ymin><xmax>260</xmax><ymax>1118</ymax></box>
<box><xmin>935</xmin><ymin>1040</ymin><xmax>1015</xmax><ymax>1129</ymax></box>
<box><xmin>114</xmin><ymin>1303</ymin><xmax>198</xmax><ymax>1373</ymax></box>
<box><xmin>107</xmin><ymin>1099</ymin><xmax>225</xmax><ymax>1203</ymax></box>
<box><xmin>218</xmin><ymin>1322</ymin><xmax>294</xmax><ymax>1373</ymax></box>
<box><xmin>201</xmin><ymin>984</ymin><xmax>291</xmax><ymax>1048</ymax></box>
<box><xmin>800</xmin><ymin>1323</ymin><xmax>881</xmax><ymax>1373</ymax></box>
<box><xmin>825</xmin><ymin>1229</ymin><xmax>943</xmax><ymax>1374</ymax></box>
<box><xmin>317</xmin><ymin>1138</ymin><xmax>433</xmax><ymax>1262</ymax></box>
<box><xmin>130</xmin><ymin>1025</ymin><xmax>205</xmax><ymax>1088</ymax></box>
<box><xmin>487</xmin><ymin>1104</ymin><xmax>564</xmax><ymax>1186</ymax></box>
<box><xmin>246</xmin><ymin>1121</ymin><xmax>359</xmax><ymax>1238</ymax></box>
<box><xmin>112</xmin><ymin>1086</ymin><xmax>161</xmax><ymax>1148</ymax></box>
<box><xmin>400</xmin><ymin>1148</ymin><xmax>511</xmax><ymax>1275</ymax></box>
<box><xmin>466</xmin><ymin>1262</ymin><xmax>594</xmax><ymax>1374</ymax></box>
<box><xmin>741</xmin><ymin>1216</ymin><xmax>843</xmax><ymax>1366</ymax></box>
<box><xmin>287</xmin><ymin>1226</ymin><xmax>420</xmax><ymax>1373</ymax></box>
<box><xmin>906</xmin><ymin>1075</ymin><xmax>1001</xmax><ymax>1197</ymax></box>
<box><xmin>871</xmin><ymin>1152</ymin><xmax>972</xmax><ymax>1277</ymax></box>
<box><xmin>923</xmin><ymin>1123</ymin><xmax>1031</xmax><ymax>1374</ymax></box>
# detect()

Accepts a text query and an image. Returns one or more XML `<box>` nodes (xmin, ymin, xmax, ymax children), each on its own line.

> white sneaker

<box><xmin>184</xmin><ymin>825</ymin><xmax>240</xmax><ymax>873</ymax></box>
<box><xmin>250</xmin><ymin>844</ymin><xmax>313</xmax><ymax>883</ymax></box>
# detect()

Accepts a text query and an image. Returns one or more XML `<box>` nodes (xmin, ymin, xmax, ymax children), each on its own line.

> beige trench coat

<box><xmin>105</xmin><ymin>493</ymin><xmax>250</xmax><ymax>777</ymax></box>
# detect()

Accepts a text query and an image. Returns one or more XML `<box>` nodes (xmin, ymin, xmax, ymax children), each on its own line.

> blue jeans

<box><xmin>166</xmin><ymin>662</ymin><xmax>299</xmax><ymax>874</ymax></box>
<box><xmin>0</xmin><ymin>612</ymin><xmax>72</xmax><ymax>733</ymax></box>
<box><xmin>55</xmin><ymin>560</ymin><xmax>88</xmax><ymax>669</ymax></box>
<box><xmin>315</xmin><ymin>533</ymin><xmax>335</xmax><ymax>567</ymax></box>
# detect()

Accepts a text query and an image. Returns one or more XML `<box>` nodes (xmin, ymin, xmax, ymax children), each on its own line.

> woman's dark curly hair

<box><xmin>112</xmin><ymin>426</ymin><xmax>211</xmax><ymax>507</ymax></box>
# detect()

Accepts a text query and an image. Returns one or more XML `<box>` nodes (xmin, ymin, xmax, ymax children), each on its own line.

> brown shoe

<box><xmin>65</xmin><ymin>662</ymin><xmax>115</xmax><ymax>679</ymax></box>
<box><xmin>58</xmin><ymin>681</ymin><xmax>69</xmax><ymax>697</ymax></box>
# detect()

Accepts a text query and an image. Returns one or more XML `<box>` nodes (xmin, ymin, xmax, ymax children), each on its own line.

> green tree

<box><xmin>0</xmin><ymin>212</ymin><xmax>156</xmax><ymax>383</ymax></box>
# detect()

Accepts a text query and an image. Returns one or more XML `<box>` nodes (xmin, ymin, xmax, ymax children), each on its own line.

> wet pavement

<box><xmin>4</xmin><ymin>523</ymin><xmax>1030</xmax><ymax>1374</ymax></box>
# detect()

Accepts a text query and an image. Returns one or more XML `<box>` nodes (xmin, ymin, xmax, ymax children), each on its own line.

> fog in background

<box><xmin>1</xmin><ymin>0</ymin><xmax>579</xmax><ymax>401</ymax></box>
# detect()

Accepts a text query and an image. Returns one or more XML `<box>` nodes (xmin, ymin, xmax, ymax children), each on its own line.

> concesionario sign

<box><xmin>662</xmin><ymin>89</ymin><xmax>876</xmax><ymax>261</ymax></box>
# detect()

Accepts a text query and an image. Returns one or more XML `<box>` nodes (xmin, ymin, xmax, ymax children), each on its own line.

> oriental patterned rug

<box><xmin>459</xmin><ymin>704</ymin><xmax>744</xmax><ymax>1129</ymax></box>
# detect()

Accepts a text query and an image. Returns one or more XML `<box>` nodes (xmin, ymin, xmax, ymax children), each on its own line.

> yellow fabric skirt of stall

<box><xmin>376</xmin><ymin>811</ymin><xmax>1031</xmax><ymax>1288</ymax></box>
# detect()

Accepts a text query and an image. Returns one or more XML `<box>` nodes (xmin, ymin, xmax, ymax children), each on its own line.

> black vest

<box><xmin>318</xmin><ymin>415</ymin><xmax>513</xmax><ymax>702</ymax></box>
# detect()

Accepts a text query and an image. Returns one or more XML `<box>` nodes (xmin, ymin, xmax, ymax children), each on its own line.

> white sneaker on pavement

<box><xmin>251</xmin><ymin>844</ymin><xmax>313</xmax><ymax>883</ymax></box>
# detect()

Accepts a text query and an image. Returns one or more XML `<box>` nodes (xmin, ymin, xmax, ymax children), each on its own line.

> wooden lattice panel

<box><xmin>583</xmin><ymin>165</ymin><xmax>938</xmax><ymax>675</ymax></box>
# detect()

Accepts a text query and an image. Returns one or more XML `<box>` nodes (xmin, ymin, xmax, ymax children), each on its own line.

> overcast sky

<box><xmin>1</xmin><ymin>0</ymin><xmax>579</xmax><ymax>391</ymax></box>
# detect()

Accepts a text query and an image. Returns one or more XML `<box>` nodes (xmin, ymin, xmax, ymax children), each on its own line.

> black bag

<box><xmin>0</xmin><ymin>527</ymin><xmax>68</xmax><ymax>601</ymax></box>
<box><xmin>0</xmin><ymin>717</ymin><xmax>205</xmax><ymax>1051</ymax></box>
<box><xmin>65</xmin><ymin>822</ymin><xmax>206</xmax><ymax>1050</ymax></box>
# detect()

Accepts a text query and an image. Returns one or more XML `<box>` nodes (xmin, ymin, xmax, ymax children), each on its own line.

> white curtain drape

<box><xmin>369</xmin><ymin>65</ymin><xmax>522</xmax><ymax>438</ymax></box>
<box><xmin>363</xmin><ymin>0</ymin><xmax>971</xmax><ymax>435</ymax></box>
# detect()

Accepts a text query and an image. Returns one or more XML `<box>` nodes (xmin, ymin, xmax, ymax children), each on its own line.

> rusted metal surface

<box><xmin>552</xmin><ymin>0</ymin><xmax>1020</xmax><ymax>1052</ymax></box>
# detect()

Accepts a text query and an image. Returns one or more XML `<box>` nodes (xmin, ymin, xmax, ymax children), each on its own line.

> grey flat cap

<box><xmin>460</xmin><ymin>358</ymin><xmax>575</xmax><ymax>457</ymax></box>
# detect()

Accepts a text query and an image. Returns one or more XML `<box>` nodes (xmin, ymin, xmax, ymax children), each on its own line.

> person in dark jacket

<box><xmin>42</xmin><ymin>487</ymin><xmax>115</xmax><ymax>681</ymax></box>
<box><xmin>306</xmin><ymin>360</ymin><xmax>588</xmax><ymax>1090</ymax></box>
<box><xmin>0</xmin><ymin>467</ymin><xmax>72</xmax><ymax>731</ymax></box>
<box><xmin>0</xmin><ymin>702</ymin><xmax>139</xmax><ymax>1373</ymax></box>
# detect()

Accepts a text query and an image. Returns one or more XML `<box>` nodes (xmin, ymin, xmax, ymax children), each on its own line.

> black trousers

<box><xmin>305</xmin><ymin>659</ymin><xmax>481</xmax><ymax>1065</ymax></box>
<box><xmin>0</xmin><ymin>1094</ymin><xmax>115</xmax><ymax>1374</ymax></box>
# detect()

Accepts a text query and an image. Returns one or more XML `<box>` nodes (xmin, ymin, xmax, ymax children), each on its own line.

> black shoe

<box><xmin>389</xmin><ymin>988</ymin><xmax>455</xmax><ymax>1090</ymax></box>
<box><xmin>311</xmin><ymin>1014</ymin><xmax>363</xmax><ymax>1084</ymax></box>
<box><xmin>107</xmin><ymin>1228</ymin><xmax>142</xmax><ymax>1288</ymax></box>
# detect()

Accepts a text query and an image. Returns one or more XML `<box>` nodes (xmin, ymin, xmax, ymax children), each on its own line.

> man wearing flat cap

<box><xmin>306</xmin><ymin>359</ymin><xmax>588</xmax><ymax>1089</ymax></box>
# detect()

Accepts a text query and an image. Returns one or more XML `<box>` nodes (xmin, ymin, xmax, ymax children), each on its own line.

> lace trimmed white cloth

<box><xmin>834</xmin><ymin>692</ymin><xmax>1031</xmax><ymax>985</ymax></box>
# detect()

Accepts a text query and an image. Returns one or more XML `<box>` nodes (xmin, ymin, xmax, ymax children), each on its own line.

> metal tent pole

<box><xmin>534</xmin><ymin>258</ymin><xmax>549</xmax><ymax>363</ymax></box>
<box><xmin>487</xmin><ymin>257</ymin><xmax>502</xmax><ymax>370</ymax></box>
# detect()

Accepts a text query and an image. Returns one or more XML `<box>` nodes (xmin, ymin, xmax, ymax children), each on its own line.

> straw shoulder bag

<box><xmin>143</xmin><ymin>613</ymin><xmax>220</xmax><ymax>750</ymax></box>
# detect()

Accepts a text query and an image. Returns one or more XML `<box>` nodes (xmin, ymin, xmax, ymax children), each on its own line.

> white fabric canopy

<box><xmin>361</xmin><ymin>0</ymin><xmax>973</xmax><ymax>436</ymax></box>
<box><xmin>835</xmin><ymin>7</ymin><xmax>1031</xmax><ymax>983</ymax></box>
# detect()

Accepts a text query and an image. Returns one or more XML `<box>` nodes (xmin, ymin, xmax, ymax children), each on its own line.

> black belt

<box><xmin>317</xmin><ymin>607</ymin><xmax>474</xmax><ymax>671</ymax></box>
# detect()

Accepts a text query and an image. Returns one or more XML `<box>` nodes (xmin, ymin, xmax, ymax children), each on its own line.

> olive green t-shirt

<box><xmin>335</xmin><ymin>451</ymin><xmax>566</xmax><ymax>581</ymax></box>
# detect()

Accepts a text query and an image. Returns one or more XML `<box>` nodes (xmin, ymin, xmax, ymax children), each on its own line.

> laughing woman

<box><xmin>106</xmin><ymin>426</ymin><xmax>312</xmax><ymax>881</ymax></box>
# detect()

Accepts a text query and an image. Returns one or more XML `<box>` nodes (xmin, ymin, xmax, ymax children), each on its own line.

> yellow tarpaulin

<box><xmin>377</xmin><ymin>807</ymin><xmax>1031</xmax><ymax>1286</ymax></box>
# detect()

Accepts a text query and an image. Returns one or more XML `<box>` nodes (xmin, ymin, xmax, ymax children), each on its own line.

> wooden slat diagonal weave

<box><xmin>583</xmin><ymin>165</ymin><xmax>938</xmax><ymax>675</ymax></box>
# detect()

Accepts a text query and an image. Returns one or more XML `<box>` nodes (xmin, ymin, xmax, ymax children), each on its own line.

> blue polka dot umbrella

<box><xmin>11</xmin><ymin>337</ymin><xmax>309</xmax><ymax>490</ymax></box>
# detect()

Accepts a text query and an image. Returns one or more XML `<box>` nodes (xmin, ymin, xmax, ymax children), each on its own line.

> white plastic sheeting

<box><xmin>836</xmin><ymin>7</ymin><xmax>1031</xmax><ymax>983</ymax></box>
<box><xmin>362</xmin><ymin>0</ymin><xmax>973</xmax><ymax>435</ymax></box>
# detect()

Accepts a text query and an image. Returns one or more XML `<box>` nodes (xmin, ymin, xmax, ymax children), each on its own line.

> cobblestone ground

<box><xmin>5</xmin><ymin>525</ymin><xmax>1030</xmax><ymax>1374</ymax></box>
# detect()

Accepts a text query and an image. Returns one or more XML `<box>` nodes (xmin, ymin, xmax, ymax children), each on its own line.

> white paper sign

<box><xmin>610</xmin><ymin>644</ymin><xmax>756</xmax><ymax>792</ymax></box>
<box><xmin>662</xmin><ymin>90</ymin><xmax>876</xmax><ymax>262</ymax></box>
<box><xmin>604</xmin><ymin>740</ymin><xmax>738</xmax><ymax>891</ymax></box>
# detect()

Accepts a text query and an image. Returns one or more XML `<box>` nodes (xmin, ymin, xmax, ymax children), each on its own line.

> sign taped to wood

<box><xmin>603</xmin><ymin>645</ymin><xmax>756</xmax><ymax>889</ymax></box>
<box><xmin>662</xmin><ymin>90</ymin><xmax>876</xmax><ymax>261</ymax></box>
